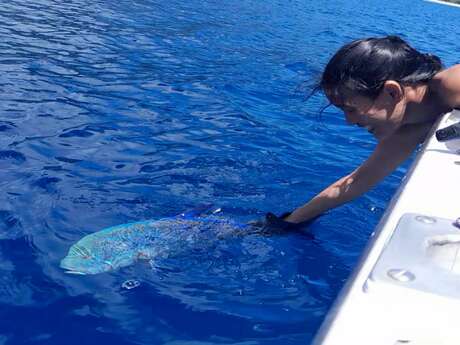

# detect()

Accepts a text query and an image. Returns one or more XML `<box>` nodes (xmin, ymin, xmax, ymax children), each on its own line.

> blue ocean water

<box><xmin>0</xmin><ymin>0</ymin><xmax>458</xmax><ymax>344</ymax></box>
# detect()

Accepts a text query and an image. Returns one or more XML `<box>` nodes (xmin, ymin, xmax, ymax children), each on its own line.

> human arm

<box><xmin>284</xmin><ymin>122</ymin><xmax>433</xmax><ymax>224</ymax></box>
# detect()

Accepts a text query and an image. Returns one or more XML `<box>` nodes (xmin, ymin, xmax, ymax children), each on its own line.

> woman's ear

<box><xmin>382</xmin><ymin>80</ymin><xmax>404</xmax><ymax>103</ymax></box>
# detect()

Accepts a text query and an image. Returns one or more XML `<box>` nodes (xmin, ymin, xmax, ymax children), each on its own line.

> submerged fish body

<box><xmin>60</xmin><ymin>214</ymin><xmax>247</xmax><ymax>275</ymax></box>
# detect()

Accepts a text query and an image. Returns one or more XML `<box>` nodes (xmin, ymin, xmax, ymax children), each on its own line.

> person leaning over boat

<box><xmin>265</xmin><ymin>35</ymin><xmax>460</xmax><ymax>229</ymax></box>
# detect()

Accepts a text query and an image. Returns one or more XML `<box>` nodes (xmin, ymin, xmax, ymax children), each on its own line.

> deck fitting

<box><xmin>415</xmin><ymin>215</ymin><xmax>436</xmax><ymax>224</ymax></box>
<box><xmin>387</xmin><ymin>269</ymin><xmax>415</xmax><ymax>282</ymax></box>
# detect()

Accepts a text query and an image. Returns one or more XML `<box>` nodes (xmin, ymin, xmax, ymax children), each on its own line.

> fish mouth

<box><xmin>60</xmin><ymin>261</ymin><xmax>88</xmax><ymax>275</ymax></box>
<box><xmin>63</xmin><ymin>269</ymin><xmax>87</xmax><ymax>275</ymax></box>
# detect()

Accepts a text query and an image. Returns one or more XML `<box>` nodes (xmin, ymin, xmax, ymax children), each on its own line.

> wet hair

<box><xmin>317</xmin><ymin>35</ymin><xmax>443</xmax><ymax>104</ymax></box>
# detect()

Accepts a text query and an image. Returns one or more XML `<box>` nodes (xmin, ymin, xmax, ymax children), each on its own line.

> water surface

<box><xmin>0</xmin><ymin>0</ymin><xmax>459</xmax><ymax>344</ymax></box>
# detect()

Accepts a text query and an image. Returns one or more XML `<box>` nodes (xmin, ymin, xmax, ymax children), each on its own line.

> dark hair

<box><xmin>318</xmin><ymin>35</ymin><xmax>443</xmax><ymax>104</ymax></box>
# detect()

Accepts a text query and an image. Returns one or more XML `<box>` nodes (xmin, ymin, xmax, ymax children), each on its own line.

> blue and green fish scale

<box><xmin>61</xmin><ymin>215</ymin><xmax>248</xmax><ymax>274</ymax></box>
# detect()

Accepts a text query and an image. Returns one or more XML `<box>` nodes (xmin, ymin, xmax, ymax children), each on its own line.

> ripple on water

<box><xmin>59</xmin><ymin>129</ymin><xmax>94</xmax><ymax>138</ymax></box>
<box><xmin>0</xmin><ymin>150</ymin><xmax>26</xmax><ymax>164</ymax></box>
<box><xmin>31</xmin><ymin>176</ymin><xmax>61</xmax><ymax>191</ymax></box>
<box><xmin>0</xmin><ymin>121</ymin><xmax>16</xmax><ymax>132</ymax></box>
<box><xmin>139</xmin><ymin>234</ymin><xmax>332</xmax><ymax>325</ymax></box>
<box><xmin>0</xmin><ymin>252</ymin><xmax>33</xmax><ymax>305</ymax></box>
<box><xmin>55</xmin><ymin>156</ymin><xmax>82</xmax><ymax>164</ymax></box>
<box><xmin>0</xmin><ymin>274</ymin><xmax>34</xmax><ymax>306</ymax></box>
<box><xmin>0</xmin><ymin>210</ymin><xmax>23</xmax><ymax>240</ymax></box>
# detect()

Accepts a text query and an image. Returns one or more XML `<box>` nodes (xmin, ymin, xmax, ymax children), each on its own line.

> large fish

<box><xmin>60</xmin><ymin>208</ymin><xmax>253</xmax><ymax>275</ymax></box>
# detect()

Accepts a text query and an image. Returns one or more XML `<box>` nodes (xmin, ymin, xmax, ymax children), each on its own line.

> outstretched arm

<box><xmin>285</xmin><ymin>122</ymin><xmax>433</xmax><ymax>224</ymax></box>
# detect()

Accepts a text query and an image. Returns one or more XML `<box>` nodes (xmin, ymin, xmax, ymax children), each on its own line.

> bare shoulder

<box><xmin>373</xmin><ymin>122</ymin><xmax>433</xmax><ymax>157</ymax></box>
<box><xmin>353</xmin><ymin>123</ymin><xmax>430</xmax><ymax>183</ymax></box>
<box><xmin>386</xmin><ymin>122</ymin><xmax>432</xmax><ymax>144</ymax></box>
<box><xmin>432</xmin><ymin>64</ymin><xmax>460</xmax><ymax>108</ymax></box>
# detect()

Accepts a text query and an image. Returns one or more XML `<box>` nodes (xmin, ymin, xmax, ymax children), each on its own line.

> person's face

<box><xmin>329</xmin><ymin>84</ymin><xmax>406</xmax><ymax>140</ymax></box>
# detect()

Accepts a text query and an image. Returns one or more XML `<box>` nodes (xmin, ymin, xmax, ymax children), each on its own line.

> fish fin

<box><xmin>177</xmin><ymin>204</ymin><xmax>222</xmax><ymax>219</ymax></box>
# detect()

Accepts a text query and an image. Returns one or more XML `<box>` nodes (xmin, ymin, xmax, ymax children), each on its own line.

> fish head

<box><xmin>60</xmin><ymin>242</ymin><xmax>115</xmax><ymax>275</ymax></box>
